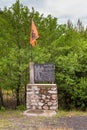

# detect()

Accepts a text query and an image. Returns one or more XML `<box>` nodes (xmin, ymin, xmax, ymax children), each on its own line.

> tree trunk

<box><xmin>0</xmin><ymin>87</ymin><xmax>4</xmax><ymax>107</ymax></box>
<box><xmin>16</xmin><ymin>73</ymin><xmax>21</xmax><ymax>106</ymax></box>
<box><xmin>16</xmin><ymin>86</ymin><xmax>20</xmax><ymax>106</ymax></box>
<box><xmin>24</xmin><ymin>84</ymin><xmax>26</xmax><ymax>105</ymax></box>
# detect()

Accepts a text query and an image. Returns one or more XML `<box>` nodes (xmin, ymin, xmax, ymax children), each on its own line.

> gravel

<box><xmin>0</xmin><ymin>113</ymin><xmax>87</xmax><ymax>130</ymax></box>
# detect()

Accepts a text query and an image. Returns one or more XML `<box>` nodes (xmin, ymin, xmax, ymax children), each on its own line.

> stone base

<box><xmin>23</xmin><ymin>109</ymin><xmax>57</xmax><ymax>117</ymax></box>
<box><xmin>26</xmin><ymin>84</ymin><xmax>58</xmax><ymax>112</ymax></box>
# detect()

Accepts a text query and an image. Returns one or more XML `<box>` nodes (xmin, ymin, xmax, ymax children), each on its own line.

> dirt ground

<box><xmin>0</xmin><ymin>111</ymin><xmax>87</xmax><ymax>130</ymax></box>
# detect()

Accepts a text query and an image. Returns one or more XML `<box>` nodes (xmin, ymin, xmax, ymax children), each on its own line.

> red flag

<box><xmin>30</xmin><ymin>19</ymin><xmax>39</xmax><ymax>47</ymax></box>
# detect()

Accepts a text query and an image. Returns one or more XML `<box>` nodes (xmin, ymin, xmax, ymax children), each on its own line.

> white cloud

<box><xmin>0</xmin><ymin>0</ymin><xmax>87</xmax><ymax>27</ymax></box>
<box><xmin>39</xmin><ymin>0</ymin><xmax>87</xmax><ymax>18</ymax></box>
<box><xmin>0</xmin><ymin>0</ymin><xmax>15</xmax><ymax>9</ymax></box>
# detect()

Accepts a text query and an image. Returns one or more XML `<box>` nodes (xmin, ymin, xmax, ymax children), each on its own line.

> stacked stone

<box><xmin>26</xmin><ymin>84</ymin><xmax>58</xmax><ymax>111</ymax></box>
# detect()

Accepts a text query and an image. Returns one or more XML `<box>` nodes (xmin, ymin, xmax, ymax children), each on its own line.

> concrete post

<box><xmin>30</xmin><ymin>62</ymin><xmax>34</xmax><ymax>84</ymax></box>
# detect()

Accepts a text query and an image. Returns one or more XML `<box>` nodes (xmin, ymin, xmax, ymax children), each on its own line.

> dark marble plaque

<box><xmin>34</xmin><ymin>64</ymin><xmax>55</xmax><ymax>83</ymax></box>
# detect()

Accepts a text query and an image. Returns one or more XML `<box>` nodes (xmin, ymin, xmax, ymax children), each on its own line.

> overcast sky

<box><xmin>0</xmin><ymin>0</ymin><xmax>87</xmax><ymax>27</ymax></box>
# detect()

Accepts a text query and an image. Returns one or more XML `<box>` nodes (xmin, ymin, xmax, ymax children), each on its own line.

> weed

<box><xmin>16</xmin><ymin>105</ymin><xmax>26</xmax><ymax>111</ymax></box>
<box><xmin>0</xmin><ymin>106</ymin><xmax>6</xmax><ymax>112</ymax></box>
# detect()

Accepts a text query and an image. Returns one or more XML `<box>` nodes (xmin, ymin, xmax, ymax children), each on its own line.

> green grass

<box><xmin>0</xmin><ymin>109</ymin><xmax>87</xmax><ymax>118</ymax></box>
<box><xmin>0</xmin><ymin>109</ymin><xmax>87</xmax><ymax>117</ymax></box>
<box><xmin>56</xmin><ymin>110</ymin><xmax>87</xmax><ymax>117</ymax></box>
<box><xmin>0</xmin><ymin>109</ymin><xmax>22</xmax><ymax>118</ymax></box>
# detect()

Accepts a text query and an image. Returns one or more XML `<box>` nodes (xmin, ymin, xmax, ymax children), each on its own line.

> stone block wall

<box><xmin>26</xmin><ymin>84</ymin><xmax>58</xmax><ymax>111</ymax></box>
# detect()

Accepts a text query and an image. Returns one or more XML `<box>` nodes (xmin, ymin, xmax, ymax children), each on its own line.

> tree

<box><xmin>50</xmin><ymin>21</ymin><xmax>87</xmax><ymax>110</ymax></box>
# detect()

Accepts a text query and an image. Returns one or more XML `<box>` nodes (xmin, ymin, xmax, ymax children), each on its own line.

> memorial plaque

<box><xmin>34</xmin><ymin>64</ymin><xmax>55</xmax><ymax>83</ymax></box>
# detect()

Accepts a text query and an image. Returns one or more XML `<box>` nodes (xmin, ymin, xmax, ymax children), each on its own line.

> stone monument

<box><xmin>24</xmin><ymin>62</ymin><xmax>58</xmax><ymax>117</ymax></box>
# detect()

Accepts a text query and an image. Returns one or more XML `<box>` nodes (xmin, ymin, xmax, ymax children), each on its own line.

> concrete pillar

<box><xmin>30</xmin><ymin>62</ymin><xmax>34</xmax><ymax>84</ymax></box>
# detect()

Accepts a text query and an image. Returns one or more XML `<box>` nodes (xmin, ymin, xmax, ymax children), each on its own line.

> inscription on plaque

<box><xmin>34</xmin><ymin>64</ymin><xmax>55</xmax><ymax>83</ymax></box>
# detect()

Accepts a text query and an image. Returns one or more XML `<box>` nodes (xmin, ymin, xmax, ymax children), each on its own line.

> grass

<box><xmin>56</xmin><ymin>110</ymin><xmax>87</xmax><ymax>117</ymax></box>
<box><xmin>0</xmin><ymin>109</ymin><xmax>22</xmax><ymax>118</ymax></box>
<box><xmin>0</xmin><ymin>119</ymin><xmax>10</xmax><ymax>129</ymax></box>
<box><xmin>0</xmin><ymin>109</ymin><xmax>87</xmax><ymax>118</ymax></box>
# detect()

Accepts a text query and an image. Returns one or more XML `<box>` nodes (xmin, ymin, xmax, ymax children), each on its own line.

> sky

<box><xmin>0</xmin><ymin>0</ymin><xmax>87</xmax><ymax>27</ymax></box>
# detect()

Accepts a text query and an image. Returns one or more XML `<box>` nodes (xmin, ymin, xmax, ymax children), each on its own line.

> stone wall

<box><xmin>26</xmin><ymin>84</ymin><xmax>58</xmax><ymax>111</ymax></box>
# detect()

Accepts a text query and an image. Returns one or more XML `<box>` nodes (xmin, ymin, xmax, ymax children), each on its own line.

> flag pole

<box><xmin>30</xmin><ymin>17</ymin><xmax>33</xmax><ymax>62</ymax></box>
<box><xmin>29</xmin><ymin>17</ymin><xmax>39</xmax><ymax>84</ymax></box>
<box><xmin>30</xmin><ymin>43</ymin><xmax>33</xmax><ymax>62</ymax></box>
<box><xmin>29</xmin><ymin>17</ymin><xmax>34</xmax><ymax>84</ymax></box>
